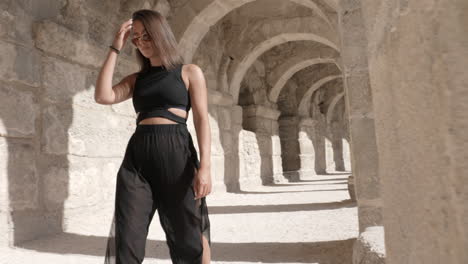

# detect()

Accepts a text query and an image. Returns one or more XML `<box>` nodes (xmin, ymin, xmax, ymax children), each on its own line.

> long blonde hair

<box><xmin>132</xmin><ymin>9</ymin><xmax>184</xmax><ymax>72</ymax></box>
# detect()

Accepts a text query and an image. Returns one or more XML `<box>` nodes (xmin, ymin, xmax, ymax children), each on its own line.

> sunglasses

<box><xmin>131</xmin><ymin>32</ymin><xmax>152</xmax><ymax>46</ymax></box>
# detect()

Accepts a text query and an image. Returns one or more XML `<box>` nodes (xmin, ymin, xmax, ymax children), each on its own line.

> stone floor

<box><xmin>0</xmin><ymin>172</ymin><xmax>357</xmax><ymax>264</ymax></box>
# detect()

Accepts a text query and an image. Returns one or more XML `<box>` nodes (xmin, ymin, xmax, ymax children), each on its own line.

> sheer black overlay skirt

<box><xmin>104</xmin><ymin>123</ymin><xmax>211</xmax><ymax>264</ymax></box>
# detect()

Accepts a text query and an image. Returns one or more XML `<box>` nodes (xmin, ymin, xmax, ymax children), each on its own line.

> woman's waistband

<box><xmin>134</xmin><ymin>123</ymin><xmax>188</xmax><ymax>134</ymax></box>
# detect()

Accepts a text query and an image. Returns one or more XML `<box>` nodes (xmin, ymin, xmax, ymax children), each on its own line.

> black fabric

<box><xmin>136</xmin><ymin>107</ymin><xmax>187</xmax><ymax>126</ymax></box>
<box><xmin>104</xmin><ymin>123</ymin><xmax>211</xmax><ymax>264</ymax></box>
<box><xmin>133</xmin><ymin>64</ymin><xmax>191</xmax><ymax>125</ymax></box>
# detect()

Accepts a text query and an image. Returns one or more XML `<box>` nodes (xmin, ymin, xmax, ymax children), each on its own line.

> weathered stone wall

<box><xmin>0</xmin><ymin>0</ymin><xmax>154</xmax><ymax>246</ymax></box>
<box><xmin>360</xmin><ymin>0</ymin><xmax>468</xmax><ymax>263</ymax></box>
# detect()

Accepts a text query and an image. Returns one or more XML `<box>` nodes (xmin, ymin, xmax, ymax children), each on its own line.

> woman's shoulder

<box><xmin>181</xmin><ymin>64</ymin><xmax>206</xmax><ymax>94</ymax></box>
<box><xmin>181</xmin><ymin>63</ymin><xmax>204</xmax><ymax>80</ymax></box>
<box><xmin>181</xmin><ymin>63</ymin><xmax>202</xmax><ymax>71</ymax></box>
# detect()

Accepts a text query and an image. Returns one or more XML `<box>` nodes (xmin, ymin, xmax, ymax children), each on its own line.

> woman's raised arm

<box><xmin>95</xmin><ymin>18</ymin><xmax>134</xmax><ymax>105</ymax></box>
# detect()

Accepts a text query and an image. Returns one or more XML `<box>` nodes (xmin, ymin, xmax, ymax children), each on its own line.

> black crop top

<box><xmin>132</xmin><ymin>63</ymin><xmax>191</xmax><ymax>125</ymax></box>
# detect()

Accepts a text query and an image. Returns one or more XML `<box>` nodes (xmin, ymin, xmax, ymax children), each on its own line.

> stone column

<box><xmin>359</xmin><ymin>1</ymin><xmax>468</xmax><ymax>263</ymax></box>
<box><xmin>278</xmin><ymin>116</ymin><xmax>300</xmax><ymax>181</ymax></box>
<box><xmin>332</xmin><ymin>139</ymin><xmax>345</xmax><ymax>171</ymax></box>
<box><xmin>330</xmin><ymin>121</ymin><xmax>346</xmax><ymax>171</ymax></box>
<box><xmin>343</xmin><ymin>138</ymin><xmax>352</xmax><ymax>171</ymax></box>
<box><xmin>325</xmin><ymin>137</ymin><xmax>336</xmax><ymax>171</ymax></box>
<box><xmin>338</xmin><ymin>0</ymin><xmax>385</xmax><ymax>263</ymax></box>
<box><xmin>339</xmin><ymin>0</ymin><xmax>382</xmax><ymax>230</ymax></box>
<box><xmin>297</xmin><ymin>117</ymin><xmax>323</xmax><ymax>178</ymax></box>
<box><xmin>278</xmin><ymin>115</ymin><xmax>331</xmax><ymax>181</ymax></box>
<box><xmin>204</xmin><ymin>89</ymin><xmax>241</xmax><ymax>193</ymax></box>
<box><xmin>312</xmin><ymin>119</ymin><xmax>328</xmax><ymax>175</ymax></box>
<box><xmin>226</xmin><ymin>104</ymin><xmax>243</xmax><ymax>192</ymax></box>
<box><xmin>242</xmin><ymin>105</ymin><xmax>287</xmax><ymax>184</ymax></box>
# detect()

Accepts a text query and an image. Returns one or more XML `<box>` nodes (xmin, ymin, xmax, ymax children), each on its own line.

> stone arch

<box><xmin>326</xmin><ymin>91</ymin><xmax>345</xmax><ymax>124</ymax></box>
<box><xmin>288</xmin><ymin>0</ymin><xmax>335</xmax><ymax>29</ymax></box>
<box><xmin>298</xmin><ymin>75</ymin><xmax>342</xmax><ymax>116</ymax></box>
<box><xmin>230</xmin><ymin>33</ymin><xmax>340</xmax><ymax>103</ymax></box>
<box><xmin>268</xmin><ymin>58</ymin><xmax>341</xmax><ymax>103</ymax></box>
<box><xmin>175</xmin><ymin>0</ymin><xmax>338</xmax><ymax>62</ymax></box>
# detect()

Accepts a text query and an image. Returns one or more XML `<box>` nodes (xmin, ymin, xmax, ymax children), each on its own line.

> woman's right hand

<box><xmin>112</xmin><ymin>18</ymin><xmax>133</xmax><ymax>51</ymax></box>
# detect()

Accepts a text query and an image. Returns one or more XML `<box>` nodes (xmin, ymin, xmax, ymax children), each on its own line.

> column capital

<box><xmin>299</xmin><ymin>117</ymin><xmax>316</xmax><ymax>127</ymax></box>
<box><xmin>243</xmin><ymin>105</ymin><xmax>281</xmax><ymax>120</ymax></box>
<box><xmin>278</xmin><ymin>115</ymin><xmax>300</xmax><ymax>122</ymax></box>
<box><xmin>207</xmin><ymin>89</ymin><xmax>234</xmax><ymax>106</ymax></box>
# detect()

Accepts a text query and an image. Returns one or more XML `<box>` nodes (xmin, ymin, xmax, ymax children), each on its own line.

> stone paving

<box><xmin>0</xmin><ymin>172</ymin><xmax>357</xmax><ymax>264</ymax></box>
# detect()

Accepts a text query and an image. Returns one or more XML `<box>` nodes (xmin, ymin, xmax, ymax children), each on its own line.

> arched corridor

<box><xmin>0</xmin><ymin>0</ymin><xmax>466</xmax><ymax>263</ymax></box>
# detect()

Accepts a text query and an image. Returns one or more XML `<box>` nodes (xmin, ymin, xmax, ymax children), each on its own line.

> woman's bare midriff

<box><xmin>137</xmin><ymin>108</ymin><xmax>188</xmax><ymax>125</ymax></box>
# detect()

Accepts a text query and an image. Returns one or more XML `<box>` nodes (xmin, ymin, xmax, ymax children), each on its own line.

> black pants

<box><xmin>104</xmin><ymin>123</ymin><xmax>211</xmax><ymax>264</ymax></box>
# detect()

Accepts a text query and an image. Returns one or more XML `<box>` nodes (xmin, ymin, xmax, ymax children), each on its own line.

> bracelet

<box><xmin>109</xmin><ymin>45</ymin><xmax>120</xmax><ymax>54</ymax></box>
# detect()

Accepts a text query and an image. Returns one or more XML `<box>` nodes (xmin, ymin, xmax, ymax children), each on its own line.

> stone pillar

<box><xmin>339</xmin><ymin>0</ymin><xmax>382</xmax><ymax>231</ymax></box>
<box><xmin>204</xmin><ymin>89</ymin><xmax>241</xmax><ymax>193</ymax></box>
<box><xmin>312</xmin><ymin>120</ymin><xmax>328</xmax><ymax>175</ymax></box>
<box><xmin>297</xmin><ymin>115</ymin><xmax>328</xmax><ymax>175</ymax></box>
<box><xmin>242</xmin><ymin>105</ymin><xmax>287</xmax><ymax>184</ymax></box>
<box><xmin>226</xmin><ymin>104</ymin><xmax>243</xmax><ymax>192</ymax></box>
<box><xmin>325</xmin><ymin>137</ymin><xmax>336</xmax><ymax>172</ymax></box>
<box><xmin>332</xmin><ymin>138</ymin><xmax>345</xmax><ymax>171</ymax></box>
<box><xmin>278</xmin><ymin>116</ymin><xmax>300</xmax><ymax>181</ymax></box>
<box><xmin>359</xmin><ymin>1</ymin><xmax>468</xmax><ymax>263</ymax></box>
<box><xmin>297</xmin><ymin>117</ymin><xmax>323</xmax><ymax>178</ymax></box>
<box><xmin>343</xmin><ymin>138</ymin><xmax>352</xmax><ymax>171</ymax></box>
<box><xmin>338</xmin><ymin>0</ymin><xmax>385</xmax><ymax>263</ymax></box>
<box><xmin>330</xmin><ymin>121</ymin><xmax>346</xmax><ymax>171</ymax></box>
<box><xmin>278</xmin><ymin>115</ymin><xmax>330</xmax><ymax>181</ymax></box>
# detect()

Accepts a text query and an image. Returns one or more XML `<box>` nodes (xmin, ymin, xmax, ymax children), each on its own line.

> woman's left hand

<box><xmin>193</xmin><ymin>167</ymin><xmax>212</xmax><ymax>199</ymax></box>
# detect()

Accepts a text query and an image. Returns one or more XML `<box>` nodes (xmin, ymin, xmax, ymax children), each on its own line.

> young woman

<box><xmin>95</xmin><ymin>9</ymin><xmax>212</xmax><ymax>264</ymax></box>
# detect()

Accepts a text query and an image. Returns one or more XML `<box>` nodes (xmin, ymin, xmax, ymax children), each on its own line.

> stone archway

<box><xmin>229</xmin><ymin>33</ymin><xmax>339</xmax><ymax>103</ymax></box>
<box><xmin>269</xmin><ymin>58</ymin><xmax>341</xmax><ymax>103</ymax></box>
<box><xmin>325</xmin><ymin>91</ymin><xmax>347</xmax><ymax>171</ymax></box>
<box><xmin>172</xmin><ymin>0</ymin><xmax>339</xmax><ymax>62</ymax></box>
<box><xmin>326</xmin><ymin>91</ymin><xmax>344</xmax><ymax>124</ymax></box>
<box><xmin>298</xmin><ymin>75</ymin><xmax>342</xmax><ymax>116</ymax></box>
